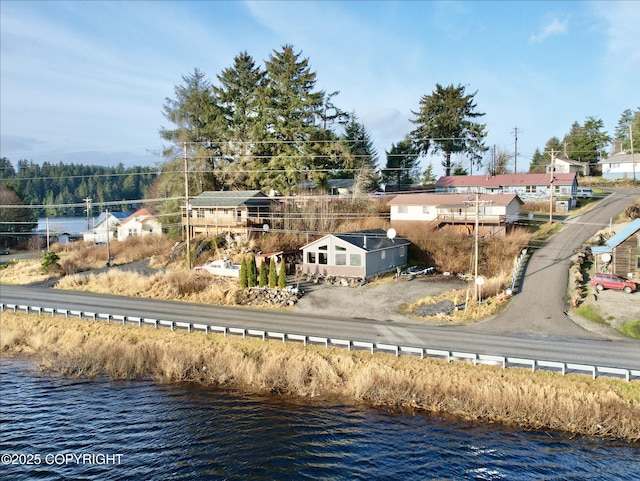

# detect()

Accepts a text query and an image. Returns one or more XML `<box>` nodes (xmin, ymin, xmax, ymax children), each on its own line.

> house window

<box><xmin>208</xmin><ymin>209</ymin><xmax>215</xmax><ymax>215</ymax></box>
<box><xmin>335</xmin><ymin>253</ymin><xmax>346</xmax><ymax>265</ymax></box>
<box><xmin>307</xmin><ymin>252</ymin><xmax>316</xmax><ymax>264</ymax></box>
<box><xmin>350</xmin><ymin>254</ymin><xmax>361</xmax><ymax>266</ymax></box>
<box><xmin>422</xmin><ymin>206</ymin><xmax>429</xmax><ymax>214</ymax></box>
<box><xmin>197</xmin><ymin>210</ymin><xmax>204</xmax><ymax>218</ymax></box>
<box><xmin>223</xmin><ymin>209</ymin><xmax>230</xmax><ymax>215</ymax></box>
<box><xmin>525</xmin><ymin>186</ymin><xmax>535</xmax><ymax>193</ymax></box>
<box><xmin>237</xmin><ymin>210</ymin><xmax>242</xmax><ymax>218</ymax></box>
<box><xmin>398</xmin><ymin>206</ymin><xmax>408</xmax><ymax>214</ymax></box>
<box><xmin>319</xmin><ymin>252</ymin><xmax>328</xmax><ymax>264</ymax></box>
<box><xmin>335</xmin><ymin>246</ymin><xmax>346</xmax><ymax>251</ymax></box>
<box><xmin>319</xmin><ymin>245</ymin><xmax>327</xmax><ymax>250</ymax></box>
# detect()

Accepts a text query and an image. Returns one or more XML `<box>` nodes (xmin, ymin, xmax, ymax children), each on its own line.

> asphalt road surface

<box><xmin>1</xmin><ymin>188</ymin><xmax>639</xmax><ymax>371</ymax></box>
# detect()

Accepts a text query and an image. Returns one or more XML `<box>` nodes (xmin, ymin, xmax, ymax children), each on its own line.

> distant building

<box><xmin>435</xmin><ymin>173</ymin><xmax>578</xmax><ymax>209</ymax></box>
<box><xmin>83</xmin><ymin>211</ymin><xmax>131</xmax><ymax>244</ymax></box>
<box><xmin>598</xmin><ymin>153</ymin><xmax>639</xmax><ymax>180</ymax></box>
<box><xmin>299</xmin><ymin>229</ymin><xmax>410</xmax><ymax>279</ymax></box>
<box><xmin>387</xmin><ymin>193</ymin><xmax>522</xmax><ymax>237</ymax></box>
<box><xmin>117</xmin><ymin>208</ymin><xmax>163</xmax><ymax>241</ymax></box>
<box><xmin>545</xmin><ymin>157</ymin><xmax>590</xmax><ymax>176</ymax></box>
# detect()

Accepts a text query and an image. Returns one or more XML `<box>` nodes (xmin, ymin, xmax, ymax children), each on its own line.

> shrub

<box><xmin>41</xmin><ymin>251</ymin><xmax>61</xmax><ymax>273</ymax></box>
<box><xmin>259</xmin><ymin>260</ymin><xmax>268</xmax><ymax>287</ymax></box>
<box><xmin>278</xmin><ymin>258</ymin><xmax>287</xmax><ymax>288</ymax></box>
<box><xmin>268</xmin><ymin>257</ymin><xmax>277</xmax><ymax>288</ymax></box>
<box><xmin>239</xmin><ymin>258</ymin><xmax>248</xmax><ymax>288</ymax></box>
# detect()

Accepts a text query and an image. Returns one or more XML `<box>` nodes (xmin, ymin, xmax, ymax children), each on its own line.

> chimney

<box><xmin>363</xmin><ymin>235</ymin><xmax>367</xmax><ymax>249</ymax></box>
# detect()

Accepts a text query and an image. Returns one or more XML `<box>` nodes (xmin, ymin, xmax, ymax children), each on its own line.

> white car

<box><xmin>577</xmin><ymin>188</ymin><xmax>593</xmax><ymax>198</ymax></box>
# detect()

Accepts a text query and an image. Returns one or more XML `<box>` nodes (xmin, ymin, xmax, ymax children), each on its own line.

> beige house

<box><xmin>388</xmin><ymin>193</ymin><xmax>522</xmax><ymax>237</ymax></box>
<box><xmin>184</xmin><ymin>190</ymin><xmax>275</xmax><ymax>238</ymax></box>
<box><xmin>117</xmin><ymin>208</ymin><xmax>162</xmax><ymax>241</ymax></box>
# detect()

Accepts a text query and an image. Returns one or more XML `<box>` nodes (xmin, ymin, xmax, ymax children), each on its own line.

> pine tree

<box><xmin>259</xmin><ymin>259</ymin><xmax>268</xmax><ymax>287</ymax></box>
<box><xmin>239</xmin><ymin>257</ymin><xmax>248</xmax><ymax>288</ymax></box>
<box><xmin>278</xmin><ymin>259</ymin><xmax>287</xmax><ymax>289</ymax></box>
<box><xmin>268</xmin><ymin>257</ymin><xmax>278</xmax><ymax>288</ymax></box>
<box><xmin>247</xmin><ymin>254</ymin><xmax>258</xmax><ymax>287</ymax></box>
<box><xmin>411</xmin><ymin>83</ymin><xmax>488</xmax><ymax>176</ymax></box>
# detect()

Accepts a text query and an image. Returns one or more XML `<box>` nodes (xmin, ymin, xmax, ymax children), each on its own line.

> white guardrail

<box><xmin>3</xmin><ymin>303</ymin><xmax>639</xmax><ymax>383</ymax></box>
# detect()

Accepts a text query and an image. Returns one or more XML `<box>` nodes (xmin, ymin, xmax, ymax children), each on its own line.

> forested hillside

<box><xmin>0</xmin><ymin>158</ymin><xmax>156</xmax><ymax>216</ymax></box>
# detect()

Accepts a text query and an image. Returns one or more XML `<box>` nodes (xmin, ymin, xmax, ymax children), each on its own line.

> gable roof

<box><xmin>303</xmin><ymin>229</ymin><xmax>410</xmax><ymax>252</ymax></box>
<box><xmin>600</xmin><ymin>153</ymin><xmax>638</xmax><ymax>164</ymax></box>
<box><xmin>94</xmin><ymin>211</ymin><xmax>131</xmax><ymax>226</ymax></box>
<box><xmin>122</xmin><ymin>208</ymin><xmax>157</xmax><ymax>223</ymax></box>
<box><xmin>435</xmin><ymin>173</ymin><xmax>577</xmax><ymax>188</ymax></box>
<box><xmin>387</xmin><ymin>193</ymin><xmax>521</xmax><ymax>207</ymax></box>
<box><xmin>591</xmin><ymin>219</ymin><xmax>640</xmax><ymax>254</ymax></box>
<box><xmin>190</xmin><ymin>190</ymin><xmax>272</xmax><ymax>208</ymax></box>
<box><xmin>549</xmin><ymin>157</ymin><xmax>586</xmax><ymax>166</ymax></box>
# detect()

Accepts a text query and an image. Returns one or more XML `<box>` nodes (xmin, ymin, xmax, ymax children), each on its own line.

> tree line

<box><xmin>0</xmin><ymin>158</ymin><xmax>157</xmax><ymax>217</ymax></box>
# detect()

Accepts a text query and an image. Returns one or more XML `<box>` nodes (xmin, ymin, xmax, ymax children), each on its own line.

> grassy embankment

<box><xmin>2</xmin><ymin>311</ymin><xmax>639</xmax><ymax>442</ymax></box>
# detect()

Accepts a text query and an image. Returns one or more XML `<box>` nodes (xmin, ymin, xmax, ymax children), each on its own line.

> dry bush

<box><xmin>2</xmin><ymin>311</ymin><xmax>639</xmax><ymax>441</ymax></box>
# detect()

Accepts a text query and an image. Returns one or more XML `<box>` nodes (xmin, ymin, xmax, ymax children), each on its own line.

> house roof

<box><xmin>189</xmin><ymin>190</ymin><xmax>272</xmax><ymax>208</ymax></box>
<box><xmin>548</xmin><ymin>157</ymin><xmax>587</xmax><ymax>167</ymax></box>
<box><xmin>387</xmin><ymin>193</ymin><xmax>521</xmax><ymax>207</ymax></box>
<box><xmin>302</xmin><ymin>229</ymin><xmax>410</xmax><ymax>252</ymax></box>
<box><xmin>435</xmin><ymin>173</ymin><xmax>577</xmax><ymax>188</ymax></box>
<box><xmin>122</xmin><ymin>208</ymin><xmax>157</xmax><ymax>223</ymax></box>
<box><xmin>327</xmin><ymin>179</ymin><xmax>355</xmax><ymax>189</ymax></box>
<box><xmin>599</xmin><ymin>153</ymin><xmax>638</xmax><ymax>164</ymax></box>
<box><xmin>591</xmin><ymin>219</ymin><xmax>640</xmax><ymax>254</ymax></box>
<box><xmin>94</xmin><ymin>211</ymin><xmax>131</xmax><ymax>226</ymax></box>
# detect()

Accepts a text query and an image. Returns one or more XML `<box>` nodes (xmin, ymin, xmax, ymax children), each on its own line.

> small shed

<box><xmin>591</xmin><ymin>219</ymin><xmax>640</xmax><ymax>280</ymax></box>
<box><xmin>299</xmin><ymin>229</ymin><xmax>410</xmax><ymax>279</ymax></box>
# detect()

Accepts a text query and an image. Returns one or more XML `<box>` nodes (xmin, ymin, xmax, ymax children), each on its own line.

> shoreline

<box><xmin>1</xmin><ymin>311</ymin><xmax>639</xmax><ymax>443</ymax></box>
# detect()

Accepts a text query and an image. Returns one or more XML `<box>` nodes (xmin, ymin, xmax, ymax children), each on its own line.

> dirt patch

<box><xmin>293</xmin><ymin>275</ymin><xmax>467</xmax><ymax>323</ymax></box>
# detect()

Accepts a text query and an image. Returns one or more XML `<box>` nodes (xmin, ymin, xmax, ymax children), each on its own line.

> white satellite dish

<box><xmin>262</xmin><ymin>224</ymin><xmax>270</xmax><ymax>232</ymax></box>
<box><xmin>386</xmin><ymin>228</ymin><xmax>397</xmax><ymax>240</ymax></box>
<box><xmin>601</xmin><ymin>253</ymin><xmax>611</xmax><ymax>263</ymax></box>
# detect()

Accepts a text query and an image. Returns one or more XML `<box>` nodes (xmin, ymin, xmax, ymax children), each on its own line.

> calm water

<box><xmin>1</xmin><ymin>358</ymin><xmax>639</xmax><ymax>481</ymax></box>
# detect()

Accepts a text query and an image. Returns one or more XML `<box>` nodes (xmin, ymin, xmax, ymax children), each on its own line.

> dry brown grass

<box><xmin>55</xmin><ymin>269</ymin><xmax>244</xmax><ymax>305</ymax></box>
<box><xmin>2</xmin><ymin>311</ymin><xmax>639</xmax><ymax>441</ymax></box>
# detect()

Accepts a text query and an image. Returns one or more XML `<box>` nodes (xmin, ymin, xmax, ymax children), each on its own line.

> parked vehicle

<box><xmin>194</xmin><ymin>258</ymin><xmax>241</xmax><ymax>277</ymax></box>
<box><xmin>0</xmin><ymin>249</ymin><xmax>9</xmax><ymax>255</ymax></box>
<box><xmin>577</xmin><ymin>188</ymin><xmax>593</xmax><ymax>198</ymax></box>
<box><xmin>401</xmin><ymin>266</ymin><xmax>436</xmax><ymax>277</ymax></box>
<box><xmin>590</xmin><ymin>273</ymin><xmax>637</xmax><ymax>293</ymax></box>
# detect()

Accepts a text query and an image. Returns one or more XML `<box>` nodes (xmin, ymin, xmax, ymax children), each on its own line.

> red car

<box><xmin>590</xmin><ymin>273</ymin><xmax>637</xmax><ymax>294</ymax></box>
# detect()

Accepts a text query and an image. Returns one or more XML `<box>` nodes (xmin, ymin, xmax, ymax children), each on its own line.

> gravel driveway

<box><xmin>293</xmin><ymin>275</ymin><xmax>467</xmax><ymax>323</ymax></box>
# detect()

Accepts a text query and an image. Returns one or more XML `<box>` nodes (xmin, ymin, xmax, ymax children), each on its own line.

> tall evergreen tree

<box><xmin>613</xmin><ymin>108</ymin><xmax>640</xmax><ymax>154</ymax></box>
<box><xmin>382</xmin><ymin>136</ymin><xmax>420</xmax><ymax>187</ymax></box>
<box><xmin>410</xmin><ymin>84</ymin><xmax>488</xmax><ymax>176</ymax></box>
<box><xmin>562</xmin><ymin>117</ymin><xmax>611</xmax><ymax>163</ymax></box>
<box><xmin>341</xmin><ymin>118</ymin><xmax>379</xmax><ymax>192</ymax></box>
<box><xmin>529</xmin><ymin>148</ymin><xmax>545</xmax><ymax>173</ymax></box>
<box><xmin>259</xmin><ymin>259</ymin><xmax>268</xmax><ymax>287</ymax></box>
<box><xmin>258</xmin><ymin>45</ymin><xmax>327</xmax><ymax>194</ymax></box>
<box><xmin>213</xmin><ymin>52</ymin><xmax>266</xmax><ymax>189</ymax></box>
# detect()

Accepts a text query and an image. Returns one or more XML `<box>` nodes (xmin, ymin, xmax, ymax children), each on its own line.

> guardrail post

<box><xmin>532</xmin><ymin>360</ymin><xmax>536</xmax><ymax>373</ymax></box>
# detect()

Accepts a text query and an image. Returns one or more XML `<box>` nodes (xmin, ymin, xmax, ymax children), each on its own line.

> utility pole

<box><xmin>513</xmin><ymin>127</ymin><xmax>518</xmax><ymax>173</ymax></box>
<box><xmin>631</xmin><ymin>124</ymin><xmax>637</xmax><ymax>184</ymax></box>
<box><xmin>549</xmin><ymin>150</ymin><xmax>555</xmax><ymax>223</ymax></box>
<box><xmin>184</xmin><ymin>142</ymin><xmax>192</xmax><ymax>270</ymax></box>
<box><xmin>105</xmin><ymin>208</ymin><xmax>111</xmax><ymax>267</ymax></box>
<box><xmin>466</xmin><ymin>190</ymin><xmax>493</xmax><ymax>303</ymax></box>
<box><xmin>83</xmin><ymin>197</ymin><xmax>92</xmax><ymax>229</ymax></box>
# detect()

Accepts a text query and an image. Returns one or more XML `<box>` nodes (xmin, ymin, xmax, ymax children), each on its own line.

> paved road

<box><xmin>1</xmin><ymin>189</ymin><xmax>639</xmax><ymax>371</ymax></box>
<box><xmin>2</xmin><ymin>282</ymin><xmax>639</xmax><ymax>370</ymax></box>
<box><xmin>468</xmin><ymin>188</ymin><xmax>640</xmax><ymax>338</ymax></box>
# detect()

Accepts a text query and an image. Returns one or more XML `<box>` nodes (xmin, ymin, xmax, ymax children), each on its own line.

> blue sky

<box><xmin>1</xmin><ymin>1</ymin><xmax>638</xmax><ymax>177</ymax></box>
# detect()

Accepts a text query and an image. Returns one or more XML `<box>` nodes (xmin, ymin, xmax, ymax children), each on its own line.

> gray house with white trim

<box><xmin>300</xmin><ymin>229</ymin><xmax>410</xmax><ymax>279</ymax></box>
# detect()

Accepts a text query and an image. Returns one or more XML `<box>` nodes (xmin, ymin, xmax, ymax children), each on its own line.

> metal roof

<box><xmin>303</xmin><ymin>229</ymin><xmax>410</xmax><ymax>252</ymax></box>
<box><xmin>189</xmin><ymin>190</ymin><xmax>272</xmax><ymax>208</ymax></box>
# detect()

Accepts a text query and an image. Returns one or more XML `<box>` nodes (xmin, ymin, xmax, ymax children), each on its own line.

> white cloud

<box><xmin>529</xmin><ymin>17</ymin><xmax>568</xmax><ymax>44</ymax></box>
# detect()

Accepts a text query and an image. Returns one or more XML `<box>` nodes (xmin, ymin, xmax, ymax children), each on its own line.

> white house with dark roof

<box><xmin>599</xmin><ymin>153</ymin><xmax>639</xmax><ymax>180</ymax></box>
<box><xmin>387</xmin><ymin>193</ymin><xmax>522</xmax><ymax>237</ymax></box>
<box><xmin>83</xmin><ymin>211</ymin><xmax>131</xmax><ymax>244</ymax></box>
<box><xmin>184</xmin><ymin>190</ymin><xmax>275</xmax><ymax>237</ymax></box>
<box><xmin>435</xmin><ymin>173</ymin><xmax>578</xmax><ymax>207</ymax></box>
<box><xmin>300</xmin><ymin>229</ymin><xmax>410</xmax><ymax>279</ymax></box>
